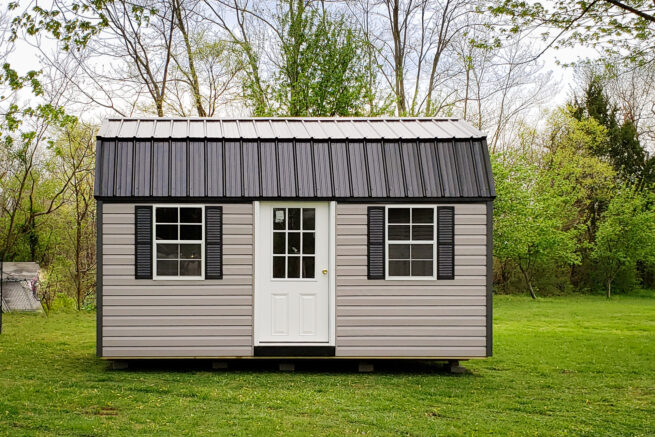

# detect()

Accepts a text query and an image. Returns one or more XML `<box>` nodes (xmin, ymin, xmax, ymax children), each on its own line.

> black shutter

<box><xmin>437</xmin><ymin>206</ymin><xmax>455</xmax><ymax>279</ymax></box>
<box><xmin>205</xmin><ymin>206</ymin><xmax>223</xmax><ymax>279</ymax></box>
<box><xmin>367</xmin><ymin>206</ymin><xmax>385</xmax><ymax>279</ymax></box>
<box><xmin>134</xmin><ymin>205</ymin><xmax>153</xmax><ymax>279</ymax></box>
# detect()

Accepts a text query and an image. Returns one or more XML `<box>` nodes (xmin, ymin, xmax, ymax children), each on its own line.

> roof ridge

<box><xmin>97</xmin><ymin>118</ymin><xmax>486</xmax><ymax>139</ymax></box>
<box><xmin>101</xmin><ymin>116</ymin><xmax>463</xmax><ymax>121</ymax></box>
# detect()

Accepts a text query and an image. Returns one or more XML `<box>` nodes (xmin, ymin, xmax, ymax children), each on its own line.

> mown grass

<box><xmin>1</xmin><ymin>294</ymin><xmax>654</xmax><ymax>436</ymax></box>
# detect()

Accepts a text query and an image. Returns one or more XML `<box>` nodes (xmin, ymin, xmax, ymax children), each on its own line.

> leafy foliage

<box><xmin>241</xmin><ymin>0</ymin><xmax>382</xmax><ymax>117</ymax></box>
<box><xmin>492</xmin><ymin>150</ymin><xmax>581</xmax><ymax>298</ymax></box>
<box><xmin>592</xmin><ymin>188</ymin><xmax>655</xmax><ymax>297</ymax></box>
<box><xmin>489</xmin><ymin>0</ymin><xmax>655</xmax><ymax>65</ymax></box>
<box><xmin>571</xmin><ymin>74</ymin><xmax>655</xmax><ymax>188</ymax></box>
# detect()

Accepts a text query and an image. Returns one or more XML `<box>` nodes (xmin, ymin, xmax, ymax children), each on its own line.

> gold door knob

<box><xmin>322</xmin><ymin>269</ymin><xmax>328</xmax><ymax>275</ymax></box>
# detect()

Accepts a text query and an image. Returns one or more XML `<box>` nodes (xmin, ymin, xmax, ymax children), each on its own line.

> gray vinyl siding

<box><xmin>101</xmin><ymin>203</ymin><xmax>253</xmax><ymax>358</ymax></box>
<box><xmin>335</xmin><ymin>203</ymin><xmax>488</xmax><ymax>358</ymax></box>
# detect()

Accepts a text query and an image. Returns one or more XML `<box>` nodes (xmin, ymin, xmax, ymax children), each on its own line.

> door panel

<box><xmin>300</xmin><ymin>294</ymin><xmax>317</xmax><ymax>336</ymax></box>
<box><xmin>271</xmin><ymin>294</ymin><xmax>289</xmax><ymax>336</ymax></box>
<box><xmin>256</xmin><ymin>202</ymin><xmax>330</xmax><ymax>344</ymax></box>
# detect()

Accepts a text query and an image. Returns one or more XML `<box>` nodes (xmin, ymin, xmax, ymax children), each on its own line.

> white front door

<box><xmin>255</xmin><ymin>202</ymin><xmax>330</xmax><ymax>344</ymax></box>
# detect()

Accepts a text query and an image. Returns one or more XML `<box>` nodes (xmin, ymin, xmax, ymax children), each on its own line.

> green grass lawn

<box><xmin>1</xmin><ymin>294</ymin><xmax>654</xmax><ymax>436</ymax></box>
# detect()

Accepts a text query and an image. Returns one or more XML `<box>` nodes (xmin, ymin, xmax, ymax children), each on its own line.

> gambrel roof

<box><xmin>94</xmin><ymin>117</ymin><xmax>495</xmax><ymax>200</ymax></box>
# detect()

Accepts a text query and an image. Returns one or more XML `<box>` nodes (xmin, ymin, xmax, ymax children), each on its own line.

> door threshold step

<box><xmin>254</xmin><ymin>346</ymin><xmax>335</xmax><ymax>357</ymax></box>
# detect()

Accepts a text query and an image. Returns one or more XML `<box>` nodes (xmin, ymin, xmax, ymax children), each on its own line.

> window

<box><xmin>154</xmin><ymin>206</ymin><xmax>203</xmax><ymax>279</ymax></box>
<box><xmin>272</xmin><ymin>207</ymin><xmax>315</xmax><ymax>279</ymax></box>
<box><xmin>386</xmin><ymin>207</ymin><xmax>435</xmax><ymax>278</ymax></box>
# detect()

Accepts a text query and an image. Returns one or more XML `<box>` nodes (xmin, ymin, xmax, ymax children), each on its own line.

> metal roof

<box><xmin>1</xmin><ymin>262</ymin><xmax>39</xmax><ymax>281</ymax></box>
<box><xmin>98</xmin><ymin>117</ymin><xmax>485</xmax><ymax>140</ymax></box>
<box><xmin>95</xmin><ymin>118</ymin><xmax>495</xmax><ymax>200</ymax></box>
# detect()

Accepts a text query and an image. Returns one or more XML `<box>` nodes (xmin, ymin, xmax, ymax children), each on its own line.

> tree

<box><xmin>269</xmin><ymin>1</ymin><xmax>374</xmax><ymax>116</ymax></box>
<box><xmin>206</xmin><ymin>0</ymin><xmax>380</xmax><ymax>116</ymax></box>
<box><xmin>492</xmin><ymin>151</ymin><xmax>581</xmax><ymax>298</ymax></box>
<box><xmin>87</xmin><ymin>0</ymin><xmax>176</xmax><ymax>117</ymax></box>
<box><xmin>490</xmin><ymin>0</ymin><xmax>655</xmax><ymax>66</ymax></box>
<box><xmin>592</xmin><ymin>188</ymin><xmax>655</xmax><ymax>298</ymax></box>
<box><xmin>452</xmin><ymin>28</ymin><xmax>553</xmax><ymax>152</ymax></box>
<box><xmin>604</xmin><ymin>62</ymin><xmax>655</xmax><ymax>151</ymax></box>
<box><xmin>540</xmin><ymin>108</ymin><xmax>617</xmax><ymax>290</ymax></box>
<box><xmin>52</xmin><ymin>122</ymin><xmax>96</xmax><ymax>310</ymax></box>
<box><xmin>348</xmin><ymin>0</ymin><xmax>480</xmax><ymax>116</ymax></box>
<box><xmin>571</xmin><ymin>74</ymin><xmax>654</xmax><ymax>188</ymax></box>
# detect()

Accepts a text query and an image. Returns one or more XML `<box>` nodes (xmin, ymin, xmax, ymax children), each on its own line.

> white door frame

<box><xmin>253</xmin><ymin>201</ymin><xmax>336</xmax><ymax>346</ymax></box>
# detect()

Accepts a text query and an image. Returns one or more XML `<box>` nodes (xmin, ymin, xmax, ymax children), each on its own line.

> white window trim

<box><xmin>385</xmin><ymin>205</ymin><xmax>437</xmax><ymax>280</ymax></box>
<box><xmin>152</xmin><ymin>204</ymin><xmax>205</xmax><ymax>281</ymax></box>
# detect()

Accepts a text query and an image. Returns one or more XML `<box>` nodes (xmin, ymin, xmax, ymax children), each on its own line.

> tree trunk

<box><xmin>519</xmin><ymin>265</ymin><xmax>537</xmax><ymax>299</ymax></box>
<box><xmin>173</xmin><ymin>0</ymin><xmax>206</xmax><ymax>116</ymax></box>
<box><xmin>463</xmin><ymin>61</ymin><xmax>470</xmax><ymax>119</ymax></box>
<box><xmin>75</xmin><ymin>211</ymin><xmax>82</xmax><ymax>310</ymax></box>
<box><xmin>606</xmin><ymin>278</ymin><xmax>611</xmax><ymax>299</ymax></box>
<box><xmin>389</xmin><ymin>0</ymin><xmax>406</xmax><ymax>115</ymax></box>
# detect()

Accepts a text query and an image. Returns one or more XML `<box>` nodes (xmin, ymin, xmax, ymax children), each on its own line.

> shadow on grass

<box><xmin>100</xmin><ymin>358</ymin><xmax>475</xmax><ymax>376</ymax></box>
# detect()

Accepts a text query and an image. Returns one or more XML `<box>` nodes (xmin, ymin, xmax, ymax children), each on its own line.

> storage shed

<box><xmin>1</xmin><ymin>262</ymin><xmax>41</xmax><ymax>312</ymax></box>
<box><xmin>94</xmin><ymin>117</ymin><xmax>495</xmax><ymax>361</ymax></box>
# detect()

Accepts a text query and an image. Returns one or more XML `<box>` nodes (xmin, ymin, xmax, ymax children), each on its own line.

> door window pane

<box><xmin>302</xmin><ymin>232</ymin><xmax>315</xmax><ymax>254</ymax></box>
<box><xmin>156</xmin><ymin>208</ymin><xmax>178</xmax><ymax>223</ymax></box>
<box><xmin>156</xmin><ymin>225</ymin><xmax>178</xmax><ymax>240</ymax></box>
<box><xmin>389</xmin><ymin>208</ymin><xmax>410</xmax><ymax>223</ymax></box>
<box><xmin>180</xmin><ymin>207</ymin><xmax>202</xmax><ymax>223</ymax></box>
<box><xmin>287</xmin><ymin>256</ymin><xmax>300</xmax><ymax>278</ymax></box>
<box><xmin>288</xmin><ymin>208</ymin><xmax>301</xmax><ymax>230</ymax></box>
<box><xmin>302</xmin><ymin>256</ymin><xmax>315</xmax><ymax>278</ymax></box>
<box><xmin>180</xmin><ymin>260</ymin><xmax>201</xmax><ymax>276</ymax></box>
<box><xmin>271</xmin><ymin>207</ymin><xmax>319</xmax><ymax>280</ymax></box>
<box><xmin>273</xmin><ymin>256</ymin><xmax>285</xmax><ymax>278</ymax></box>
<box><xmin>273</xmin><ymin>232</ymin><xmax>286</xmax><ymax>254</ymax></box>
<box><xmin>157</xmin><ymin>260</ymin><xmax>178</xmax><ymax>276</ymax></box>
<box><xmin>302</xmin><ymin>209</ymin><xmax>315</xmax><ymax>230</ymax></box>
<box><xmin>288</xmin><ymin>232</ymin><xmax>300</xmax><ymax>254</ymax></box>
<box><xmin>274</xmin><ymin>208</ymin><xmax>286</xmax><ymax>230</ymax></box>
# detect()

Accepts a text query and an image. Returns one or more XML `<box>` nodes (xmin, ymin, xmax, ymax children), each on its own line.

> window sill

<box><xmin>384</xmin><ymin>276</ymin><xmax>437</xmax><ymax>281</ymax></box>
<box><xmin>152</xmin><ymin>276</ymin><xmax>205</xmax><ymax>281</ymax></box>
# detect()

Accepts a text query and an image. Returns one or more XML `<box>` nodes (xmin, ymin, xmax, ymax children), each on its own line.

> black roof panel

<box><xmin>95</xmin><ymin>117</ymin><xmax>495</xmax><ymax>200</ymax></box>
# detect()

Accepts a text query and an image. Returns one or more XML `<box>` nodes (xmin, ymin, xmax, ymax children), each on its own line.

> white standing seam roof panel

<box><xmin>189</xmin><ymin>120</ymin><xmax>205</xmax><ymax>137</ymax></box>
<box><xmin>136</xmin><ymin>120</ymin><xmax>154</xmax><ymax>137</ymax></box>
<box><xmin>99</xmin><ymin>117</ymin><xmax>487</xmax><ymax>139</ymax></box>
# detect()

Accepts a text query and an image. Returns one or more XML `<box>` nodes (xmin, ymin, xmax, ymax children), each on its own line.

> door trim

<box><xmin>252</xmin><ymin>201</ymin><xmax>336</xmax><ymax>347</ymax></box>
<box><xmin>329</xmin><ymin>201</ymin><xmax>336</xmax><ymax>347</ymax></box>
